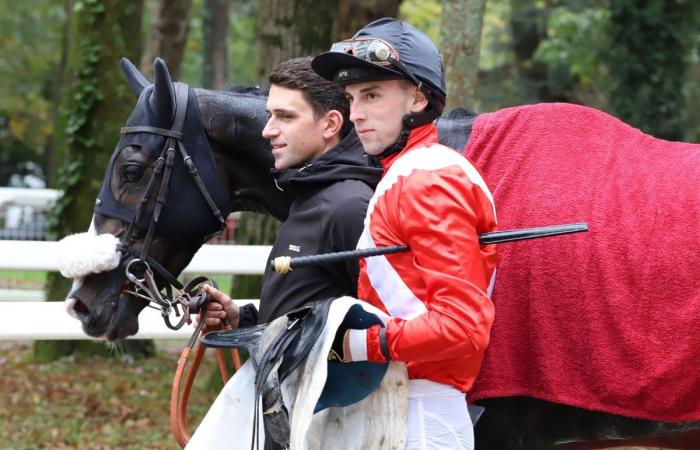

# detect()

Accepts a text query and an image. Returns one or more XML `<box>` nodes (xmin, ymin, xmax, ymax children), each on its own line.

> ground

<box><xmin>0</xmin><ymin>340</ymin><xmax>220</xmax><ymax>450</ymax></box>
<box><xmin>0</xmin><ymin>340</ymin><xmax>669</xmax><ymax>450</ymax></box>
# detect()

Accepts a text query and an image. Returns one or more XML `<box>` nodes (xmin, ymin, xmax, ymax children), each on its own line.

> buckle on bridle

<box><xmin>125</xmin><ymin>258</ymin><xmax>151</xmax><ymax>291</ymax></box>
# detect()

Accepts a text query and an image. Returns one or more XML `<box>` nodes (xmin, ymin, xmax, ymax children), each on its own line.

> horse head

<box><xmin>64</xmin><ymin>58</ymin><xmax>290</xmax><ymax>340</ymax></box>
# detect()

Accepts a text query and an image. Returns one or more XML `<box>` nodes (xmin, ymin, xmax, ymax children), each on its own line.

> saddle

<box><xmin>201</xmin><ymin>300</ymin><xmax>486</xmax><ymax>449</ymax></box>
<box><xmin>201</xmin><ymin>300</ymin><xmax>389</xmax><ymax>450</ymax></box>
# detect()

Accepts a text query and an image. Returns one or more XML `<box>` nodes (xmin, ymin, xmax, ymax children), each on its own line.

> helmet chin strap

<box><xmin>386</xmin><ymin>56</ymin><xmax>444</xmax><ymax>129</ymax></box>
<box><xmin>365</xmin><ymin>61</ymin><xmax>445</xmax><ymax>160</ymax></box>
<box><xmin>369</xmin><ymin>100</ymin><xmax>440</xmax><ymax>161</ymax></box>
<box><xmin>370</xmin><ymin>126</ymin><xmax>411</xmax><ymax>162</ymax></box>
<box><xmin>402</xmin><ymin>107</ymin><xmax>440</xmax><ymax>128</ymax></box>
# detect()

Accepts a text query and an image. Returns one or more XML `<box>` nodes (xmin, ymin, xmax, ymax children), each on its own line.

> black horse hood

<box><xmin>95</xmin><ymin>84</ymin><xmax>232</xmax><ymax>244</ymax></box>
<box><xmin>273</xmin><ymin>129</ymin><xmax>382</xmax><ymax>192</ymax></box>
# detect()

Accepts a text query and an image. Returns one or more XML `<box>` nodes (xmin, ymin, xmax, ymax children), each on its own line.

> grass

<box><xmin>0</xmin><ymin>270</ymin><xmax>47</xmax><ymax>290</ymax></box>
<box><xmin>0</xmin><ymin>340</ymin><xmax>223</xmax><ymax>449</ymax></box>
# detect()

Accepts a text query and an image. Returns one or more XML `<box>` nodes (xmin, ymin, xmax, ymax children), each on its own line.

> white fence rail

<box><xmin>0</xmin><ymin>240</ymin><xmax>272</xmax><ymax>274</ymax></box>
<box><xmin>0</xmin><ymin>188</ymin><xmax>59</xmax><ymax>241</ymax></box>
<box><xmin>0</xmin><ymin>240</ymin><xmax>270</xmax><ymax>339</ymax></box>
<box><xmin>0</xmin><ymin>300</ymin><xmax>259</xmax><ymax>340</ymax></box>
<box><xmin>0</xmin><ymin>187</ymin><xmax>61</xmax><ymax>210</ymax></box>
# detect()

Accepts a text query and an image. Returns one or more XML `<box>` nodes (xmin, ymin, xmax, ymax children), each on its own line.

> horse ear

<box><xmin>120</xmin><ymin>58</ymin><xmax>150</xmax><ymax>97</ymax></box>
<box><xmin>150</xmin><ymin>57</ymin><xmax>175</xmax><ymax>124</ymax></box>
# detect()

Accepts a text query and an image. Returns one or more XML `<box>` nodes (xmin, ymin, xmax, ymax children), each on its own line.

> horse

<box><xmin>64</xmin><ymin>58</ymin><xmax>700</xmax><ymax>449</ymax></box>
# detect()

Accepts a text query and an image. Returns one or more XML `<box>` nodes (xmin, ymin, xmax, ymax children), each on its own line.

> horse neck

<box><xmin>436</xmin><ymin>108</ymin><xmax>478</xmax><ymax>154</ymax></box>
<box><xmin>194</xmin><ymin>87</ymin><xmax>291</xmax><ymax>220</ymax></box>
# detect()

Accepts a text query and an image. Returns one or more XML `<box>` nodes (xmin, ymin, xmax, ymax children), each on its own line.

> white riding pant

<box><xmin>406</xmin><ymin>380</ymin><xmax>474</xmax><ymax>450</ymax></box>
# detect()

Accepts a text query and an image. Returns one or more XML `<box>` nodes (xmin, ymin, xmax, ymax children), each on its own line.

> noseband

<box><xmin>118</xmin><ymin>82</ymin><xmax>226</xmax><ymax>330</ymax></box>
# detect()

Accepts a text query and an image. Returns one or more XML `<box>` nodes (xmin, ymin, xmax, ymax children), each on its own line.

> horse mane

<box><xmin>445</xmin><ymin>107</ymin><xmax>479</xmax><ymax>121</ymax></box>
<box><xmin>437</xmin><ymin>107</ymin><xmax>479</xmax><ymax>153</ymax></box>
<box><xmin>225</xmin><ymin>85</ymin><xmax>270</xmax><ymax>96</ymax></box>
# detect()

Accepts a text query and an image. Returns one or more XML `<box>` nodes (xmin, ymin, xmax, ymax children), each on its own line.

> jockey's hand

<box><xmin>196</xmin><ymin>284</ymin><xmax>240</xmax><ymax>329</ymax></box>
<box><xmin>328</xmin><ymin>324</ymin><xmax>352</xmax><ymax>363</ymax></box>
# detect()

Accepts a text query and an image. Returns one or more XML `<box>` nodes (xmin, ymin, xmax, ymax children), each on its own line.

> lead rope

<box><xmin>171</xmin><ymin>323</ymin><xmax>242</xmax><ymax>448</ymax></box>
<box><xmin>169</xmin><ymin>277</ymin><xmax>242</xmax><ymax>448</ymax></box>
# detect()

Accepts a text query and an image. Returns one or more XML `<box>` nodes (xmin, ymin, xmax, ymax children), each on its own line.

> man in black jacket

<box><xmin>201</xmin><ymin>57</ymin><xmax>381</xmax><ymax>328</ymax></box>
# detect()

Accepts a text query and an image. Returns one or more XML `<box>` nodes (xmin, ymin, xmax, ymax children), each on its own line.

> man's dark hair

<box><xmin>269</xmin><ymin>57</ymin><xmax>352</xmax><ymax>136</ymax></box>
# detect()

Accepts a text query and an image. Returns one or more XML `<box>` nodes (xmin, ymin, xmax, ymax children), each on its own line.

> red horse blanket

<box><xmin>465</xmin><ymin>103</ymin><xmax>700</xmax><ymax>422</ymax></box>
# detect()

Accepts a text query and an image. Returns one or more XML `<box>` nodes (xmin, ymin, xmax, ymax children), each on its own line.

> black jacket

<box><xmin>239</xmin><ymin>130</ymin><xmax>382</xmax><ymax>327</ymax></box>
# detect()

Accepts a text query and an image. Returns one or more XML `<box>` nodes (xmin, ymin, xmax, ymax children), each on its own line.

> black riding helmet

<box><xmin>312</xmin><ymin>17</ymin><xmax>446</xmax><ymax>128</ymax></box>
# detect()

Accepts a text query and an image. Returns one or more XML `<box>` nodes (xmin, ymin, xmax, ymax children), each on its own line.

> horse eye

<box><xmin>123</xmin><ymin>164</ymin><xmax>145</xmax><ymax>182</ymax></box>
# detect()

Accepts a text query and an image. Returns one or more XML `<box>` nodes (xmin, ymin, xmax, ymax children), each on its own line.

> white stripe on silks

<box><xmin>486</xmin><ymin>268</ymin><xmax>497</xmax><ymax>297</ymax></box>
<box><xmin>358</xmin><ymin>144</ymin><xmax>496</xmax><ymax>320</ymax></box>
<box><xmin>358</xmin><ymin>229</ymin><xmax>427</xmax><ymax>320</ymax></box>
<box><xmin>364</xmin><ymin>144</ymin><xmax>496</xmax><ymax>224</ymax></box>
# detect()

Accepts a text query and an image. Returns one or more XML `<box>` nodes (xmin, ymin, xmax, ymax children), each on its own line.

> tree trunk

<box><xmin>36</xmin><ymin>0</ymin><xmax>152</xmax><ymax>362</ymax></box>
<box><xmin>254</xmin><ymin>0</ymin><xmax>339</xmax><ymax>81</ymax></box>
<box><xmin>142</xmin><ymin>0</ymin><xmax>192</xmax><ymax>80</ymax></box>
<box><xmin>45</xmin><ymin>0</ymin><xmax>75</xmax><ymax>187</ymax></box>
<box><xmin>202</xmin><ymin>0</ymin><xmax>231</xmax><ymax>89</ymax></box>
<box><xmin>337</xmin><ymin>0</ymin><xmax>401</xmax><ymax>40</ymax></box>
<box><xmin>440</xmin><ymin>0</ymin><xmax>486</xmax><ymax>111</ymax></box>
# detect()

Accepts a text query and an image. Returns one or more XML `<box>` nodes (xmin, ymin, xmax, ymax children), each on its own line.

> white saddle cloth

<box><xmin>186</xmin><ymin>296</ymin><xmax>408</xmax><ymax>450</ymax></box>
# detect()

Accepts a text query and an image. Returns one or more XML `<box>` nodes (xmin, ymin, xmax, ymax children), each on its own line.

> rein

<box><xmin>117</xmin><ymin>82</ymin><xmax>241</xmax><ymax>447</ymax></box>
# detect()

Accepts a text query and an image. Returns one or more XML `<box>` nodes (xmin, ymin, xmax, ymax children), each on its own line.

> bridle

<box><xmin>116</xmin><ymin>81</ymin><xmax>241</xmax><ymax>448</ymax></box>
<box><xmin>117</xmin><ymin>81</ymin><xmax>226</xmax><ymax>330</ymax></box>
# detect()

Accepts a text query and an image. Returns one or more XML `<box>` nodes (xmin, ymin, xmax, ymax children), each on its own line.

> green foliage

<box><xmin>472</xmin><ymin>0</ymin><xmax>700</xmax><ymax>142</ymax></box>
<box><xmin>293</xmin><ymin>1</ymin><xmax>337</xmax><ymax>56</ymax></box>
<box><xmin>228</xmin><ymin>1</ymin><xmax>258</xmax><ymax>85</ymax></box>
<box><xmin>181</xmin><ymin>0</ymin><xmax>258</xmax><ymax>86</ymax></box>
<box><xmin>681</xmin><ymin>35</ymin><xmax>700</xmax><ymax>142</ymax></box>
<box><xmin>0</xmin><ymin>0</ymin><xmax>66</xmax><ymax>179</ymax></box>
<box><xmin>534</xmin><ymin>6</ymin><xmax>612</xmax><ymax>108</ymax></box>
<box><xmin>399</xmin><ymin>0</ymin><xmax>442</xmax><ymax>44</ymax></box>
<box><xmin>480</xmin><ymin>0</ymin><xmax>515</xmax><ymax>72</ymax></box>
<box><xmin>181</xmin><ymin>0</ymin><xmax>205</xmax><ymax>85</ymax></box>
<box><xmin>606</xmin><ymin>0</ymin><xmax>699</xmax><ymax>140</ymax></box>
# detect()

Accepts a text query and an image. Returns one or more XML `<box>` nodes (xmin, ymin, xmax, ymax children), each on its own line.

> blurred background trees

<box><xmin>1</xmin><ymin>0</ymin><xmax>699</xmax><ymax>356</ymax></box>
<box><xmin>4</xmin><ymin>0</ymin><xmax>699</xmax><ymax>193</ymax></box>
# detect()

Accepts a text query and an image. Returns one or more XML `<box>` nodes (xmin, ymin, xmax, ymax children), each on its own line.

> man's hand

<box><xmin>196</xmin><ymin>284</ymin><xmax>240</xmax><ymax>329</ymax></box>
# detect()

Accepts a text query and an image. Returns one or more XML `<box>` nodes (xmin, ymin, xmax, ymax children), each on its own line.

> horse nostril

<box><xmin>73</xmin><ymin>299</ymin><xmax>90</xmax><ymax>316</ymax></box>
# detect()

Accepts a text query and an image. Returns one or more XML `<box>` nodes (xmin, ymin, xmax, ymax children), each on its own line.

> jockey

<box><xmin>312</xmin><ymin>18</ymin><xmax>498</xmax><ymax>450</ymax></box>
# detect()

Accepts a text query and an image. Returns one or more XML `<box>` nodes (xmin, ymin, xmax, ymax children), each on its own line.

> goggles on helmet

<box><xmin>329</xmin><ymin>37</ymin><xmax>399</xmax><ymax>68</ymax></box>
<box><xmin>326</xmin><ymin>35</ymin><xmax>446</xmax><ymax>128</ymax></box>
<box><xmin>329</xmin><ymin>37</ymin><xmax>429</xmax><ymax>94</ymax></box>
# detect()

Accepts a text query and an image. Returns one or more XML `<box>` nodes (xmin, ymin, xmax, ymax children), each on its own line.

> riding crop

<box><xmin>271</xmin><ymin>222</ymin><xmax>588</xmax><ymax>273</ymax></box>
